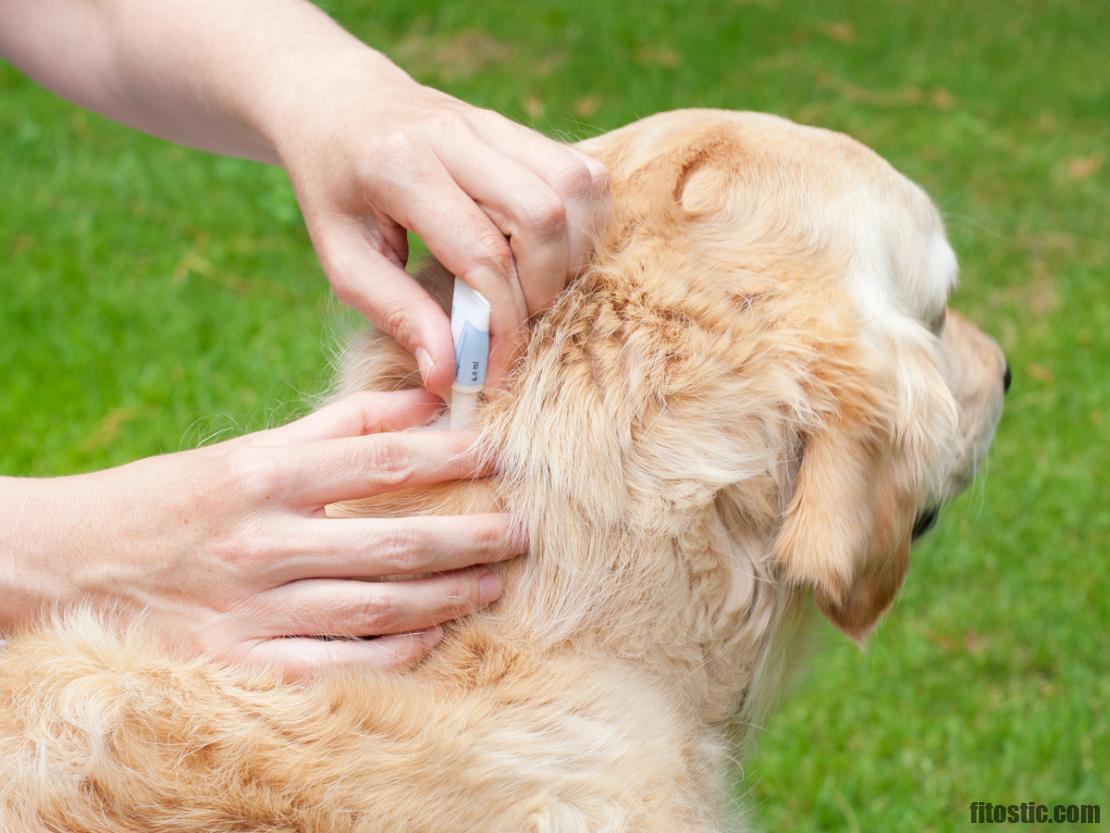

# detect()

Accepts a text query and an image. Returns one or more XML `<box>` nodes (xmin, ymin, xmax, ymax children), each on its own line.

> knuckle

<box><xmin>520</xmin><ymin>192</ymin><xmax>567</xmax><ymax>239</ymax></box>
<box><xmin>376</xmin><ymin>526</ymin><xmax>431</xmax><ymax>574</ymax></box>
<box><xmin>356</xmin><ymin>590</ymin><xmax>399</xmax><ymax>633</ymax></box>
<box><xmin>474</xmin><ymin>517</ymin><xmax>506</xmax><ymax>551</ymax></box>
<box><xmin>209</xmin><ymin>524</ymin><xmax>275</xmax><ymax>577</ymax></box>
<box><xmin>473</xmin><ymin>233</ymin><xmax>515</xmax><ymax>279</ymax></box>
<box><xmin>587</xmin><ymin>161</ymin><xmax>611</xmax><ymax>194</ymax></box>
<box><xmin>221</xmin><ymin>446</ymin><xmax>283</xmax><ymax>499</ymax></box>
<box><xmin>339</xmin><ymin>390</ymin><xmax>381</xmax><ymax>432</ymax></box>
<box><xmin>595</xmin><ymin>179</ymin><xmax>612</xmax><ymax>207</ymax></box>
<box><xmin>381</xmin><ymin>306</ymin><xmax>420</xmax><ymax>352</ymax></box>
<box><xmin>361</xmin><ymin>130</ymin><xmax>434</xmax><ymax>193</ymax></box>
<box><xmin>370</xmin><ymin>128</ymin><xmax>419</xmax><ymax>171</ymax></box>
<box><xmin>555</xmin><ymin>162</ymin><xmax>594</xmax><ymax>199</ymax></box>
<box><xmin>209</xmin><ymin>530</ymin><xmax>257</xmax><ymax>573</ymax></box>
<box><xmin>363</xmin><ymin>437</ymin><xmax>416</xmax><ymax>490</ymax></box>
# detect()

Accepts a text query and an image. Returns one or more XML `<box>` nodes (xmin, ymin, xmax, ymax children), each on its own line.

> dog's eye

<box><xmin>912</xmin><ymin>507</ymin><xmax>940</xmax><ymax>540</ymax></box>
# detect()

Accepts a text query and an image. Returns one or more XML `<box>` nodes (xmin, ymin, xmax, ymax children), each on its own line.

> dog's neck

<box><xmin>329</xmin><ymin>239</ymin><xmax>821</xmax><ymax>827</ymax></box>
<box><xmin>475</xmin><ymin>500</ymin><xmax>795</xmax><ymax>725</ymax></box>
<box><xmin>338</xmin><ymin>253</ymin><xmax>811</xmax><ymax>728</ymax></box>
<box><xmin>441</xmin><ymin>254</ymin><xmax>812</xmax><ymax>724</ymax></box>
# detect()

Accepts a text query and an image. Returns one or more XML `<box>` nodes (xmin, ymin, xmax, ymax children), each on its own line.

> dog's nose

<box><xmin>1002</xmin><ymin>362</ymin><xmax>1013</xmax><ymax>394</ymax></box>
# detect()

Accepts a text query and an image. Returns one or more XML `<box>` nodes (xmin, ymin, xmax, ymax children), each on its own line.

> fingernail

<box><xmin>415</xmin><ymin>348</ymin><xmax>435</xmax><ymax>388</ymax></box>
<box><xmin>478</xmin><ymin>570</ymin><xmax>503</xmax><ymax>605</ymax></box>
<box><xmin>422</xmin><ymin>626</ymin><xmax>444</xmax><ymax>648</ymax></box>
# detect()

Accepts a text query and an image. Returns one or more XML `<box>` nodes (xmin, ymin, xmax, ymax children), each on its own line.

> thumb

<box><xmin>262</xmin><ymin>390</ymin><xmax>445</xmax><ymax>446</ymax></box>
<box><xmin>312</xmin><ymin>217</ymin><xmax>456</xmax><ymax>394</ymax></box>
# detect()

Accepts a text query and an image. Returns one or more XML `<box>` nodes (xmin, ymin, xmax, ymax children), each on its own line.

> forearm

<box><xmin>0</xmin><ymin>476</ymin><xmax>85</xmax><ymax>633</ymax></box>
<box><xmin>0</xmin><ymin>0</ymin><xmax>408</xmax><ymax>163</ymax></box>
<box><xmin>0</xmin><ymin>465</ymin><xmax>172</xmax><ymax>635</ymax></box>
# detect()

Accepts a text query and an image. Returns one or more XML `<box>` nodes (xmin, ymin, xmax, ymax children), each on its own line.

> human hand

<box><xmin>268</xmin><ymin>53</ymin><xmax>610</xmax><ymax>392</ymax></box>
<box><xmin>1</xmin><ymin>3</ymin><xmax>607</xmax><ymax>389</ymax></box>
<box><xmin>0</xmin><ymin>390</ymin><xmax>522</xmax><ymax>678</ymax></box>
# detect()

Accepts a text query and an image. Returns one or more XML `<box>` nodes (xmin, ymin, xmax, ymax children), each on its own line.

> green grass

<box><xmin>1</xmin><ymin>1</ymin><xmax>1106</xmax><ymax>830</ymax></box>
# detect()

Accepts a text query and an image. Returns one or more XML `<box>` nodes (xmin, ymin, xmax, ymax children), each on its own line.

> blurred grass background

<box><xmin>1</xmin><ymin>1</ymin><xmax>1106</xmax><ymax>830</ymax></box>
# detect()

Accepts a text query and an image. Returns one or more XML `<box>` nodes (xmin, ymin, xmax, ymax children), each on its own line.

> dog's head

<box><xmin>576</xmin><ymin>110</ymin><xmax>1007</xmax><ymax>640</ymax></box>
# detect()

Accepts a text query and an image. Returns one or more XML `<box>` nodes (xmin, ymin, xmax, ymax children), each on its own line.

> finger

<box><xmin>480</xmin><ymin>115</ymin><xmax>610</xmax><ymax>278</ymax></box>
<box><xmin>364</xmin><ymin>154</ymin><xmax>529</xmax><ymax>390</ymax></box>
<box><xmin>312</xmin><ymin>215</ymin><xmax>456</xmax><ymax>393</ymax></box>
<box><xmin>567</xmin><ymin>146</ymin><xmax>611</xmax><ymax>194</ymax></box>
<box><xmin>265</xmin><ymin>513</ymin><xmax>524</xmax><ymax>584</ymax></box>
<box><xmin>262</xmin><ymin>390</ymin><xmax>444</xmax><ymax>446</ymax></box>
<box><xmin>566</xmin><ymin>146</ymin><xmax>612</xmax><ymax>264</ymax></box>
<box><xmin>435</xmin><ymin>128</ymin><xmax>569</xmax><ymax>316</ymax></box>
<box><xmin>280</xmin><ymin>430</ymin><xmax>490</xmax><ymax>507</ymax></box>
<box><xmin>241</xmin><ymin>627</ymin><xmax>444</xmax><ymax>680</ymax></box>
<box><xmin>257</xmin><ymin>567</ymin><xmax>504</xmax><ymax>638</ymax></box>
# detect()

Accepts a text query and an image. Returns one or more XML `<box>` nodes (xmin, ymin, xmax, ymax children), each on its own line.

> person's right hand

<box><xmin>268</xmin><ymin>54</ymin><xmax>611</xmax><ymax>392</ymax></box>
<box><xmin>0</xmin><ymin>390</ymin><xmax>522</xmax><ymax>679</ymax></box>
<box><xmin>0</xmin><ymin>0</ymin><xmax>609</xmax><ymax>390</ymax></box>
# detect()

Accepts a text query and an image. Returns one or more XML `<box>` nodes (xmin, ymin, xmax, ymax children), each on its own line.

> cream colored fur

<box><xmin>0</xmin><ymin>110</ymin><xmax>1006</xmax><ymax>832</ymax></box>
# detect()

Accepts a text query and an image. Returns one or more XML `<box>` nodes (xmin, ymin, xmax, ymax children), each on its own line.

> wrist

<box><xmin>252</xmin><ymin>45</ymin><xmax>416</xmax><ymax>167</ymax></box>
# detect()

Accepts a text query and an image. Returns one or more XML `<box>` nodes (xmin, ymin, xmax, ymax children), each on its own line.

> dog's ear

<box><xmin>773</xmin><ymin>409</ymin><xmax>919</xmax><ymax>641</ymax></box>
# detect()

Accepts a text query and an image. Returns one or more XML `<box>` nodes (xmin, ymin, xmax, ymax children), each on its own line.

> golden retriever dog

<box><xmin>0</xmin><ymin>110</ymin><xmax>1007</xmax><ymax>832</ymax></box>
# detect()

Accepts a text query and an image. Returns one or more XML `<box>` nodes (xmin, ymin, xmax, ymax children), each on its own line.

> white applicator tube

<box><xmin>449</xmin><ymin>277</ymin><xmax>491</xmax><ymax>430</ymax></box>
